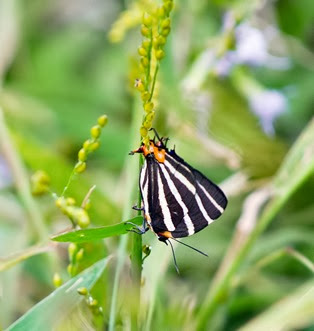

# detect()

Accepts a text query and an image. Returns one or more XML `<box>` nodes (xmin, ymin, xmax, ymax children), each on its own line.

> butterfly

<box><xmin>130</xmin><ymin>130</ymin><xmax>228</xmax><ymax>272</ymax></box>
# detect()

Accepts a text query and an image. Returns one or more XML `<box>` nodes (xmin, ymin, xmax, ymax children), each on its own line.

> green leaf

<box><xmin>239</xmin><ymin>279</ymin><xmax>314</xmax><ymax>331</ymax></box>
<box><xmin>0</xmin><ymin>243</ymin><xmax>54</xmax><ymax>272</ymax></box>
<box><xmin>7</xmin><ymin>257</ymin><xmax>111</xmax><ymax>331</ymax></box>
<box><xmin>51</xmin><ymin>216</ymin><xmax>143</xmax><ymax>243</ymax></box>
<box><xmin>274</xmin><ymin>117</ymin><xmax>314</xmax><ymax>196</ymax></box>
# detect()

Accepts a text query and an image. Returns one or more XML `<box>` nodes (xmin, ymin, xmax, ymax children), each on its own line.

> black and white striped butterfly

<box><xmin>130</xmin><ymin>131</ymin><xmax>227</xmax><ymax>270</ymax></box>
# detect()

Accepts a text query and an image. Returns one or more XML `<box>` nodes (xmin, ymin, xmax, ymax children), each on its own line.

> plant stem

<box><xmin>0</xmin><ymin>108</ymin><xmax>47</xmax><ymax>242</ymax></box>
<box><xmin>149</xmin><ymin>64</ymin><xmax>159</xmax><ymax>102</ymax></box>
<box><xmin>144</xmin><ymin>31</ymin><xmax>153</xmax><ymax>91</ymax></box>
<box><xmin>130</xmin><ymin>155</ymin><xmax>144</xmax><ymax>329</ymax></box>
<box><xmin>108</xmin><ymin>98</ymin><xmax>143</xmax><ymax>331</ymax></box>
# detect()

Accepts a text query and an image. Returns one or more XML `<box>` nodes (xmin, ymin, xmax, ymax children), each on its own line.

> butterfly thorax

<box><xmin>137</xmin><ymin>141</ymin><xmax>166</xmax><ymax>163</ymax></box>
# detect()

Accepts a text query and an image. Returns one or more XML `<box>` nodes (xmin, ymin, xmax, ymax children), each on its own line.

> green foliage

<box><xmin>51</xmin><ymin>216</ymin><xmax>143</xmax><ymax>243</ymax></box>
<box><xmin>7</xmin><ymin>257</ymin><xmax>110</xmax><ymax>331</ymax></box>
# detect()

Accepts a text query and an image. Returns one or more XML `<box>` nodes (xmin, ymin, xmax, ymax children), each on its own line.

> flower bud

<box><xmin>76</xmin><ymin>248</ymin><xmax>84</xmax><ymax>261</ymax></box>
<box><xmin>141</xmin><ymin>25</ymin><xmax>150</xmax><ymax>37</ymax></box>
<box><xmin>157</xmin><ymin>6</ymin><xmax>165</xmax><ymax>18</ymax></box>
<box><xmin>91</xmin><ymin>125</ymin><xmax>101</xmax><ymax>139</ymax></box>
<box><xmin>142</xmin><ymin>12</ymin><xmax>152</xmax><ymax>27</ymax></box>
<box><xmin>141</xmin><ymin>91</ymin><xmax>150</xmax><ymax>101</ymax></box>
<box><xmin>68</xmin><ymin>243</ymin><xmax>77</xmax><ymax>260</ymax></box>
<box><xmin>155</xmin><ymin>49</ymin><xmax>165</xmax><ymax>60</ymax></box>
<box><xmin>144</xmin><ymin>102</ymin><xmax>154</xmax><ymax>112</ymax></box>
<box><xmin>161</xmin><ymin>27</ymin><xmax>171</xmax><ymax>37</ymax></box>
<box><xmin>89</xmin><ymin>140</ymin><xmax>100</xmax><ymax>151</ymax></box>
<box><xmin>141</xmin><ymin>57</ymin><xmax>149</xmax><ymax>67</ymax></box>
<box><xmin>142</xmin><ymin>40</ymin><xmax>151</xmax><ymax>50</ymax></box>
<box><xmin>97</xmin><ymin>115</ymin><xmax>108</xmax><ymax>127</ymax></box>
<box><xmin>140</xmin><ymin>126</ymin><xmax>148</xmax><ymax>137</ymax></box>
<box><xmin>66</xmin><ymin>197</ymin><xmax>76</xmax><ymax>206</ymax></box>
<box><xmin>75</xmin><ymin>161</ymin><xmax>87</xmax><ymax>173</ymax></box>
<box><xmin>138</xmin><ymin>47</ymin><xmax>147</xmax><ymax>57</ymax></box>
<box><xmin>77</xmin><ymin>209</ymin><xmax>90</xmax><ymax>228</ymax></box>
<box><xmin>161</xmin><ymin>18</ymin><xmax>171</xmax><ymax>29</ymax></box>
<box><xmin>78</xmin><ymin>148</ymin><xmax>87</xmax><ymax>162</ymax></box>
<box><xmin>83</xmin><ymin>139</ymin><xmax>92</xmax><ymax>150</ymax></box>
<box><xmin>77</xmin><ymin>287</ymin><xmax>88</xmax><ymax>296</ymax></box>
<box><xmin>53</xmin><ymin>272</ymin><xmax>63</xmax><ymax>288</ymax></box>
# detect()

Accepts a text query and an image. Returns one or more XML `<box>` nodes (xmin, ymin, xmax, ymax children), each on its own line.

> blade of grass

<box><xmin>0</xmin><ymin>243</ymin><xmax>55</xmax><ymax>272</ymax></box>
<box><xmin>0</xmin><ymin>107</ymin><xmax>47</xmax><ymax>242</ymax></box>
<box><xmin>196</xmin><ymin>118</ymin><xmax>314</xmax><ymax>329</ymax></box>
<box><xmin>238</xmin><ymin>280</ymin><xmax>314</xmax><ymax>331</ymax></box>
<box><xmin>7</xmin><ymin>257</ymin><xmax>111</xmax><ymax>330</ymax></box>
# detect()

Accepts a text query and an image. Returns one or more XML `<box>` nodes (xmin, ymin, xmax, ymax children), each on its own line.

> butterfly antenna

<box><xmin>149</xmin><ymin>128</ymin><xmax>162</xmax><ymax>143</ymax></box>
<box><xmin>167</xmin><ymin>239</ymin><xmax>180</xmax><ymax>274</ymax></box>
<box><xmin>170</xmin><ymin>238</ymin><xmax>208</xmax><ymax>257</ymax></box>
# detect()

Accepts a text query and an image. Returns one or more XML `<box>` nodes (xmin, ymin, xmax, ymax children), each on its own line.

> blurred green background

<box><xmin>0</xmin><ymin>0</ymin><xmax>314</xmax><ymax>330</ymax></box>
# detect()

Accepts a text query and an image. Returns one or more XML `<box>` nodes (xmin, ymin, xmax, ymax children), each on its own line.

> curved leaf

<box><xmin>7</xmin><ymin>256</ymin><xmax>111</xmax><ymax>331</ymax></box>
<box><xmin>51</xmin><ymin>216</ymin><xmax>143</xmax><ymax>243</ymax></box>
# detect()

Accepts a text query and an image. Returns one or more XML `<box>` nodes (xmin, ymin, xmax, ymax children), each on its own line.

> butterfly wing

<box><xmin>139</xmin><ymin>148</ymin><xmax>227</xmax><ymax>239</ymax></box>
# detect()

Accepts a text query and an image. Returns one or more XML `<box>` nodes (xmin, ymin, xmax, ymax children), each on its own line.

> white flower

<box><xmin>249</xmin><ymin>90</ymin><xmax>287</xmax><ymax>135</ymax></box>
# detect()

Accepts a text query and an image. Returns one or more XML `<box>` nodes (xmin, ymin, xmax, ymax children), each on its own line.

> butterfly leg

<box><xmin>132</xmin><ymin>205</ymin><xmax>144</xmax><ymax>211</ymax></box>
<box><xmin>126</xmin><ymin>219</ymin><xmax>149</xmax><ymax>235</ymax></box>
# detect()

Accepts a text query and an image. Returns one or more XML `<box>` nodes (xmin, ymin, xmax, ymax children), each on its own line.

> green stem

<box><xmin>130</xmin><ymin>155</ymin><xmax>144</xmax><ymax>330</ymax></box>
<box><xmin>144</xmin><ymin>31</ymin><xmax>153</xmax><ymax>91</ymax></box>
<box><xmin>61</xmin><ymin>169</ymin><xmax>76</xmax><ymax>197</ymax></box>
<box><xmin>0</xmin><ymin>108</ymin><xmax>47</xmax><ymax>242</ymax></box>
<box><xmin>148</xmin><ymin>64</ymin><xmax>159</xmax><ymax>102</ymax></box>
<box><xmin>108</xmin><ymin>98</ymin><xmax>143</xmax><ymax>331</ymax></box>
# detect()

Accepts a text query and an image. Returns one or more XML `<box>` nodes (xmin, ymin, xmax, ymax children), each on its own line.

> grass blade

<box><xmin>7</xmin><ymin>256</ymin><xmax>111</xmax><ymax>330</ymax></box>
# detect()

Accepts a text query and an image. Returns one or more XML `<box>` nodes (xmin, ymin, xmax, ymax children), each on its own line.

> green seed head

<box><xmin>77</xmin><ymin>209</ymin><xmax>90</xmax><ymax>228</ymax></box>
<box><xmin>141</xmin><ymin>57</ymin><xmax>149</xmax><ymax>68</ymax></box>
<box><xmin>142</xmin><ymin>12</ymin><xmax>152</xmax><ymax>27</ymax></box>
<box><xmin>140</xmin><ymin>126</ymin><xmax>148</xmax><ymax>138</ymax></box>
<box><xmin>161</xmin><ymin>27</ymin><xmax>171</xmax><ymax>37</ymax></box>
<box><xmin>144</xmin><ymin>102</ymin><xmax>154</xmax><ymax>112</ymax></box>
<box><xmin>138</xmin><ymin>47</ymin><xmax>148</xmax><ymax>57</ymax></box>
<box><xmin>91</xmin><ymin>125</ymin><xmax>101</xmax><ymax>139</ymax></box>
<box><xmin>77</xmin><ymin>287</ymin><xmax>88</xmax><ymax>296</ymax></box>
<box><xmin>155</xmin><ymin>49</ymin><xmax>165</xmax><ymax>60</ymax></box>
<box><xmin>157</xmin><ymin>6</ymin><xmax>165</xmax><ymax>18</ymax></box>
<box><xmin>97</xmin><ymin>115</ymin><xmax>108</xmax><ymax>127</ymax></box>
<box><xmin>76</xmin><ymin>248</ymin><xmax>84</xmax><ymax>261</ymax></box>
<box><xmin>83</xmin><ymin>139</ymin><xmax>92</xmax><ymax>151</ymax></box>
<box><xmin>75</xmin><ymin>161</ymin><xmax>87</xmax><ymax>173</ymax></box>
<box><xmin>142</xmin><ymin>40</ymin><xmax>151</xmax><ymax>50</ymax></box>
<box><xmin>53</xmin><ymin>272</ymin><xmax>63</xmax><ymax>288</ymax></box>
<box><xmin>89</xmin><ymin>140</ymin><xmax>100</xmax><ymax>151</ymax></box>
<box><xmin>66</xmin><ymin>197</ymin><xmax>76</xmax><ymax>206</ymax></box>
<box><xmin>141</xmin><ymin>25</ymin><xmax>150</xmax><ymax>37</ymax></box>
<box><xmin>141</xmin><ymin>91</ymin><xmax>150</xmax><ymax>101</ymax></box>
<box><xmin>78</xmin><ymin>148</ymin><xmax>87</xmax><ymax>162</ymax></box>
<box><xmin>161</xmin><ymin>18</ymin><xmax>171</xmax><ymax>29</ymax></box>
<box><xmin>68</xmin><ymin>243</ymin><xmax>78</xmax><ymax>259</ymax></box>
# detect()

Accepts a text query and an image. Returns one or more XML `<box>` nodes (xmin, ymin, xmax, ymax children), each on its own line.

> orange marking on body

<box><xmin>144</xmin><ymin>213</ymin><xmax>151</xmax><ymax>224</ymax></box>
<box><xmin>158</xmin><ymin>231</ymin><xmax>172</xmax><ymax>239</ymax></box>
<box><xmin>141</xmin><ymin>142</ymin><xmax>166</xmax><ymax>163</ymax></box>
<box><xmin>153</xmin><ymin>146</ymin><xmax>166</xmax><ymax>163</ymax></box>
<box><xmin>142</xmin><ymin>143</ymin><xmax>155</xmax><ymax>157</ymax></box>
